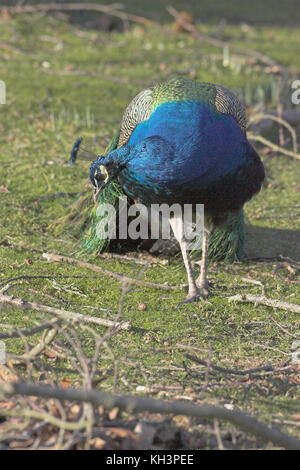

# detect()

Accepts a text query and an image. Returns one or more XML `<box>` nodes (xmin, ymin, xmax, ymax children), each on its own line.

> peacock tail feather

<box><xmin>207</xmin><ymin>210</ymin><xmax>244</xmax><ymax>262</ymax></box>
<box><xmin>79</xmin><ymin>178</ymin><xmax>124</xmax><ymax>255</ymax></box>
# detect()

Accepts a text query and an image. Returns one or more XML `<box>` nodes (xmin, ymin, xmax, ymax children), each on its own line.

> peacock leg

<box><xmin>169</xmin><ymin>215</ymin><xmax>199</xmax><ymax>303</ymax></box>
<box><xmin>196</xmin><ymin>226</ymin><xmax>211</xmax><ymax>296</ymax></box>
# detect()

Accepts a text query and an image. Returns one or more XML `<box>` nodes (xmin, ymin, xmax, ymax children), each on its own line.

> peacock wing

<box><xmin>214</xmin><ymin>84</ymin><xmax>247</xmax><ymax>133</ymax></box>
<box><xmin>151</xmin><ymin>78</ymin><xmax>247</xmax><ymax>134</ymax></box>
<box><xmin>118</xmin><ymin>88</ymin><xmax>153</xmax><ymax>147</ymax></box>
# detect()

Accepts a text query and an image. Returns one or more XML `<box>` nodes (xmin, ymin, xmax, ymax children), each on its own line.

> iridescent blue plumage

<box><xmin>93</xmin><ymin>101</ymin><xmax>263</xmax><ymax>214</ymax></box>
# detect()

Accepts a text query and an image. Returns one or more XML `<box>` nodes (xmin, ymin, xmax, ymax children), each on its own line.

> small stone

<box><xmin>224</xmin><ymin>403</ymin><xmax>234</xmax><ymax>410</ymax></box>
<box><xmin>136</xmin><ymin>385</ymin><xmax>149</xmax><ymax>392</ymax></box>
<box><xmin>291</xmin><ymin>350</ymin><xmax>300</xmax><ymax>364</ymax></box>
<box><xmin>90</xmin><ymin>437</ymin><xmax>106</xmax><ymax>449</ymax></box>
<box><xmin>137</xmin><ymin>302</ymin><xmax>147</xmax><ymax>311</ymax></box>
<box><xmin>70</xmin><ymin>404</ymin><xmax>81</xmax><ymax>417</ymax></box>
<box><xmin>291</xmin><ymin>340</ymin><xmax>300</xmax><ymax>350</ymax></box>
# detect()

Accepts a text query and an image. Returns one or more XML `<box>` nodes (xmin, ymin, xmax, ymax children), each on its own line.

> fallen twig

<box><xmin>41</xmin><ymin>68</ymin><xmax>151</xmax><ymax>87</ymax></box>
<box><xmin>185</xmin><ymin>354</ymin><xmax>278</xmax><ymax>376</ymax></box>
<box><xmin>0</xmin><ymin>318</ymin><xmax>58</xmax><ymax>340</ymax></box>
<box><xmin>269</xmin><ymin>316</ymin><xmax>300</xmax><ymax>339</ymax></box>
<box><xmin>174</xmin><ymin>343</ymin><xmax>209</xmax><ymax>353</ymax></box>
<box><xmin>241</xmin><ymin>277</ymin><xmax>266</xmax><ymax>296</ymax></box>
<box><xmin>251</xmin><ymin>343</ymin><xmax>290</xmax><ymax>355</ymax></box>
<box><xmin>9</xmin><ymin>327</ymin><xmax>58</xmax><ymax>365</ymax></box>
<box><xmin>0</xmin><ymin>40</ymin><xmax>29</xmax><ymax>56</ymax></box>
<box><xmin>1</xmin><ymin>407</ymin><xmax>93</xmax><ymax>432</ymax></box>
<box><xmin>198</xmin><ymin>344</ymin><xmax>213</xmax><ymax>400</ymax></box>
<box><xmin>247</xmin><ymin>133</ymin><xmax>300</xmax><ymax>160</ymax></box>
<box><xmin>166</xmin><ymin>6</ymin><xmax>286</xmax><ymax>76</ymax></box>
<box><xmin>0</xmin><ymin>240</ymin><xmax>45</xmax><ymax>254</ymax></box>
<box><xmin>0</xmin><ymin>274</ymin><xmax>110</xmax><ymax>289</ymax></box>
<box><xmin>90</xmin><ymin>265</ymin><xmax>148</xmax><ymax>384</ymax></box>
<box><xmin>248</xmin><ymin>113</ymin><xmax>297</xmax><ymax>153</ymax></box>
<box><xmin>228</xmin><ymin>294</ymin><xmax>300</xmax><ymax>314</ymax></box>
<box><xmin>1</xmin><ymin>3</ymin><xmax>155</xmax><ymax>26</ymax></box>
<box><xmin>0</xmin><ymin>294</ymin><xmax>131</xmax><ymax>330</ymax></box>
<box><xmin>240</xmin><ymin>268</ymin><xmax>300</xmax><ymax>286</ymax></box>
<box><xmin>98</xmin><ymin>252</ymin><xmax>168</xmax><ymax>266</ymax></box>
<box><xmin>1</xmin><ymin>382</ymin><xmax>300</xmax><ymax>450</ymax></box>
<box><xmin>276</xmin><ymin>78</ymin><xmax>285</xmax><ymax>148</ymax></box>
<box><xmin>42</xmin><ymin>252</ymin><xmax>180</xmax><ymax>291</ymax></box>
<box><xmin>214</xmin><ymin>419</ymin><xmax>225</xmax><ymax>450</ymax></box>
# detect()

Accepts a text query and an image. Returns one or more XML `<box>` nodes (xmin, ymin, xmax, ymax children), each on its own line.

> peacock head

<box><xmin>89</xmin><ymin>146</ymin><xmax>130</xmax><ymax>195</ymax></box>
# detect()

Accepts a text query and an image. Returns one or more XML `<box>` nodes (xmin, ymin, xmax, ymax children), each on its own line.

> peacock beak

<box><xmin>92</xmin><ymin>165</ymin><xmax>110</xmax><ymax>202</ymax></box>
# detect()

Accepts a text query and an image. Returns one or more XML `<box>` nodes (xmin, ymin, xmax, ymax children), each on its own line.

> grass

<box><xmin>0</xmin><ymin>2</ymin><xmax>299</xmax><ymax>449</ymax></box>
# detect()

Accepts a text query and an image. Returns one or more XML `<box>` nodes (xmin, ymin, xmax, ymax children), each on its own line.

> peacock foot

<box><xmin>178</xmin><ymin>288</ymin><xmax>201</xmax><ymax>305</ymax></box>
<box><xmin>195</xmin><ymin>278</ymin><xmax>211</xmax><ymax>297</ymax></box>
<box><xmin>198</xmin><ymin>286</ymin><xmax>210</xmax><ymax>297</ymax></box>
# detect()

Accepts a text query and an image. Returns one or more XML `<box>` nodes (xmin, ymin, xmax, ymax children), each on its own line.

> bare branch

<box><xmin>42</xmin><ymin>252</ymin><xmax>180</xmax><ymax>291</ymax></box>
<box><xmin>1</xmin><ymin>3</ymin><xmax>155</xmax><ymax>26</ymax></box>
<box><xmin>166</xmin><ymin>6</ymin><xmax>286</xmax><ymax>76</ymax></box>
<box><xmin>0</xmin><ymin>318</ymin><xmax>58</xmax><ymax>340</ymax></box>
<box><xmin>247</xmin><ymin>133</ymin><xmax>300</xmax><ymax>160</ymax></box>
<box><xmin>9</xmin><ymin>327</ymin><xmax>58</xmax><ymax>365</ymax></box>
<box><xmin>41</xmin><ymin>68</ymin><xmax>152</xmax><ymax>88</ymax></box>
<box><xmin>228</xmin><ymin>294</ymin><xmax>300</xmax><ymax>313</ymax></box>
<box><xmin>248</xmin><ymin>113</ymin><xmax>298</xmax><ymax>153</ymax></box>
<box><xmin>185</xmin><ymin>354</ymin><xmax>291</xmax><ymax>376</ymax></box>
<box><xmin>1</xmin><ymin>382</ymin><xmax>300</xmax><ymax>450</ymax></box>
<box><xmin>0</xmin><ymin>293</ymin><xmax>131</xmax><ymax>330</ymax></box>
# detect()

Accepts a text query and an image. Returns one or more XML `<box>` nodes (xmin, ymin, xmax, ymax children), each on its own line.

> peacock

<box><xmin>69</xmin><ymin>78</ymin><xmax>265</xmax><ymax>302</ymax></box>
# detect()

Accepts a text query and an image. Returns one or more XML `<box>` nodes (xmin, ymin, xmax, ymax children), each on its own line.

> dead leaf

<box><xmin>9</xmin><ymin>438</ymin><xmax>34</xmax><ymax>449</ymax></box>
<box><xmin>59</xmin><ymin>378</ymin><xmax>71</xmax><ymax>389</ymax></box>
<box><xmin>0</xmin><ymin>364</ymin><xmax>19</xmax><ymax>383</ymax></box>
<box><xmin>50</xmin><ymin>403</ymin><xmax>60</xmax><ymax>418</ymax></box>
<box><xmin>90</xmin><ymin>437</ymin><xmax>106</xmax><ymax>449</ymax></box>
<box><xmin>42</xmin><ymin>348</ymin><xmax>57</xmax><ymax>359</ymax></box>
<box><xmin>108</xmin><ymin>407</ymin><xmax>119</xmax><ymax>420</ymax></box>
<box><xmin>0</xmin><ymin>400</ymin><xmax>17</xmax><ymax>410</ymax></box>
<box><xmin>1</xmin><ymin>9</ymin><xmax>11</xmax><ymax>21</ymax></box>
<box><xmin>173</xmin><ymin>11</ymin><xmax>194</xmax><ymax>33</ymax></box>
<box><xmin>0</xmin><ymin>186</ymin><xmax>10</xmax><ymax>193</ymax></box>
